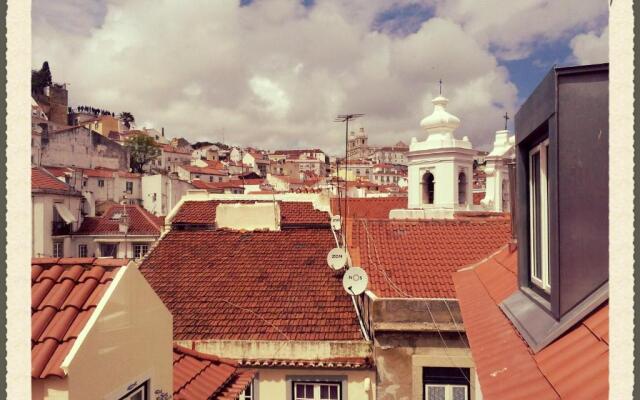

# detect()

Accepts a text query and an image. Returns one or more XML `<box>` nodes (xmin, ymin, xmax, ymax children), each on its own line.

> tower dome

<box><xmin>419</xmin><ymin>95</ymin><xmax>461</xmax><ymax>136</ymax></box>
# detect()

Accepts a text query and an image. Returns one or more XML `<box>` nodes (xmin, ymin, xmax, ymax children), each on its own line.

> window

<box><xmin>209</xmin><ymin>176</ymin><xmax>214</xmax><ymax>182</ymax></box>
<box><xmin>78</xmin><ymin>244</ymin><xmax>88</xmax><ymax>258</ymax></box>
<box><xmin>126</xmin><ymin>181</ymin><xmax>134</xmax><ymax>193</ymax></box>
<box><xmin>98</xmin><ymin>179</ymin><xmax>105</xmax><ymax>187</ymax></box>
<box><xmin>117</xmin><ymin>380</ymin><xmax>149</xmax><ymax>400</ymax></box>
<box><xmin>53</xmin><ymin>241</ymin><xmax>64</xmax><ymax>258</ymax></box>
<box><xmin>529</xmin><ymin>138</ymin><xmax>550</xmax><ymax>291</ymax></box>
<box><xmin>134</xmin><ymin>244</ymin><xmax>149</xmax><ymax>259</ymax></box>
<box><xmin>458</xmin><ymin>172</ymin><xmax>467</xmax><ymax>205</ymax></box>
<box><xmin>423</xmin><ymin>367</ymin><xmax>470</xmax><ymax>400</ymax></box>
<box><xmin>100</xmin><ymin>243</ymin><xmax>118</xmax><ymax>258</ymax></box>
<box><xmin>294</xmin><ymin>382</ymin><xmax>340</xmax><ymax>400</ymax></box>
<box><xmin>422</xmin><ymin>171</ymin><xmax>435</xmax><ymax>204</ymax></box>
<box><xmin>239</xmin><ymin>381</ymin><xmax>254</xmax><ymax>400</ymax></box>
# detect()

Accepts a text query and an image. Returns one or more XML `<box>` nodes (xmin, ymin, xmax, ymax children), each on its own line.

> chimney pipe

<box><xmin>507</xmin><ymin>159</ymin><xmax>517</xmax><ymax>243</ymax></box>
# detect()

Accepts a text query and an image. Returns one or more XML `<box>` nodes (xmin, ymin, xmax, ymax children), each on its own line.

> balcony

<box><xmin>52</xmin><ymin>221</ymin><xmax>72</xmax><ymax>236</ymax></box>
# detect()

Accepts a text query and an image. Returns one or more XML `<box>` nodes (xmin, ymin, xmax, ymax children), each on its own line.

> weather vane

<box><xmin>439</xmin><ymin>79</ymin><xmax>443</xmax><ymax>95</ymax></box>
<box><xmin>503</xmin><ymin>111</ymin><xmax>510</xmax><ymax>130</ymax></box>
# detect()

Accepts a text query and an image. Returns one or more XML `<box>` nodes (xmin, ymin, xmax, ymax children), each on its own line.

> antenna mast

<box><xmin>335</xmin><ymin>113</ymin><xmax>364</xmax><ymax>247</ymax></box>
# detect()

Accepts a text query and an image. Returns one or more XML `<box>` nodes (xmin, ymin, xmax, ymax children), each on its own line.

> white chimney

<box><xmin>215</xmin><ymin>202</ymin><xmax>280</xmax><ymax>231</ymax></box>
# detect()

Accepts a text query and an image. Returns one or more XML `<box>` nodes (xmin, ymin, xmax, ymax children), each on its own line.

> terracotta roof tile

<box><xmin>31</xmin><ymin>258</ymin><xmax>128</xmax><ymax>379</ymax></box>
<box><xmin>75</xmin><ymin>204</ymin><xmax>162</xmax><ymax>236</ymax></box>
<box><xmin>140</xmin><ymin>227</ymin><xmax>362</xmax><ymax>341</ymax></box>
<box><xmin>173</xmin><ymin>345</ymin><xmax>254</xmax><ymax>400</ymax></box>
<box><xmin>237</xmin><ymin>357</ymin><xmax>373</xmax><ymax>369</ymax></box>
<box><xmin>349</xmin><ymin>218</ymin><xmax>511</xmax><ymax>298</ymax></box>
<box><xmin>32</xmin><ymin>167</ymin><xmax>73</xmax><ymax>192</ymax></box>
<box><xmin>330</xmin><ymin>197</ymin><xmax>407</xmax><ymax>219</ymax></box>
<box><xmin>453</xmin><ymin>248</ymin><xmax>608</xmax><ymax>400</ymax></box>
<box><xmin>172</xmin><ymin>200</ymin><xmax>329</xmax><ymax>227</ymax></box>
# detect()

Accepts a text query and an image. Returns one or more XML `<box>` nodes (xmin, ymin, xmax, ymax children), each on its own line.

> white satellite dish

<box><xmin>327</xmin><ymin>247</ymin><xmax>347</xmax><ymax>270</ymax></box>
<box><xmin>331</xmin><ymin>215</ymin><xmax>342</xmax><ymax>231</ymax></box>
<box><xmin>342</xmin><ymin>267</ymin><xmax>368</xmax><ymax>296</ymax></box>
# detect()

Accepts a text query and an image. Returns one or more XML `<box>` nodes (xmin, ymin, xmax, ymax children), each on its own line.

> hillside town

<box><xmin>30</xmin><ymin>61</ymin><xmax>610</xmax><ymax>400</ymax></box>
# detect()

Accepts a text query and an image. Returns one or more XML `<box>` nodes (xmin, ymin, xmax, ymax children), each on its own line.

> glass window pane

<box><xmin>330</xmin><ymin>385</ymin><xmax>338</xmax><ymax>399</ymax></box>
<box><xmin>427</xmin><ymin>386</ymin><xmax>445</xmax><ymax>400</ymax></box>
<box><xmin>306</xmin><ymin>385</ymin><xmax>313</xmax><ymax>398</ymax></box>
<box><xmin>320</xmin><ymin>385</ymin><xmax>328</xmax><ymax>398</ymax></box>
<box><xmin>530</xmin><ymin>150</ymin><xmax>542</xmax><ymax>281</ymax></box>
<box><xmin>452</xmin><ymin>386</ymin><xmax>468</xmax><ymax>400</ymax></box>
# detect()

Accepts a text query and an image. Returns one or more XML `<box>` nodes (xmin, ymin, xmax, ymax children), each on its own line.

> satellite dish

<box><xmin>342</xmin><ymin>267</ymin><xmax>368</xmax><ymax>296</ymax></box>
<box><xmin>327</xmin><ymin>247</ymin><xmax>347</xmax><ymax>270</ymax></box>
<box><xmin>331</xmin><ymin>215</ymin><xmax>342</xmax><ymax>231</ymax></box>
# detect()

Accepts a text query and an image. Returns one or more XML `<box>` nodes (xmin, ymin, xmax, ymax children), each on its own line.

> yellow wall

<box><xmin>254</xmin><ymin>368</ymin><xmax>376</xmax><ymax>400</ymax></box>
<box><xmin>64</xmin><ymin>264</ymin><xmax>173</xmax><ymax>400</ymax></box>
<box><xmin>32</xmin><ymin>378</ymin><xmax>68</xmax><ymax>400</ymax></box>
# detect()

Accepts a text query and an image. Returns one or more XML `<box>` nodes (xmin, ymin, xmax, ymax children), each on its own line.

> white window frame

<box><xmin>133</xmin><ymin>244</ymin><xmax>149</xmax><ymax>259</ymax></box>
<box><xmin>239</xmin><ymin>380</ymin><xmax>254</xmax><ymax>400</ymax></box>
<box><xmin>78</xmin><ymin>244</ymin><xmax>88</xmax><ymax>258</ymax></box>
<box><xmin>425</xmin><ymin>384</ymin><xmax>468</xmax><ymax>400</ymax></box>
<box><xmin>293</xmin><ymin>382</ymin><xmax>341</xmax><ymax>400</ymax></box>
<box><xmin>528</xmin><ymin>138</ymin><xmax>550</xmax><ymax>291</ymax></box>
<box><xmin>98</xmin><ymin>179</ymin><xmax>105</xmax><ymax>188</ymax></box>
<box><xmin>53</xmin><ymin>241</ymin><xmax>64</xmax><ymax>258</ymax></box>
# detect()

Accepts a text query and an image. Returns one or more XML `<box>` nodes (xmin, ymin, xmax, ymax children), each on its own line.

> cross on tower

<box><xmin>503</xmin><ymin>111</ymin><xmax>510</xmax><ymax>130</ymax></box>
<box><xmin>439</xmin><ymin>79</ymin><xmax>443</xmax><ymax>95</ymax></box>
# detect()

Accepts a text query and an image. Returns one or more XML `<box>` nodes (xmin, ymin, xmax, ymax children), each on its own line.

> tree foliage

<box><xmin>119</xmin><ymin>111</ymin><xmax>135</xmax><ymax>129</ymax></box>
<box><xmin>125</xmin><ymin>134</ymin><xmax>160</xmax><ymax>173</ymax></box>
<box><xmin>31</xmin><ymin>61</ymin><xmax>53</xmax><ymax>95</ymax></box>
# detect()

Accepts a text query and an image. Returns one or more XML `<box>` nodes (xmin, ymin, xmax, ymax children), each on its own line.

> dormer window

<box><xmin>528</xmin><ymin>138</ymin><xmax>550</xmax><ymax>291</ymax></box>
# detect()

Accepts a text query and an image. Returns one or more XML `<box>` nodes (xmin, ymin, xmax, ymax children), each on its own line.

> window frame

<box><xmin>117</xmin><ymin>380</ymin><xmax>149</xmax><ymax>400</ymax></box>
<box><xmin>422</xmin><ymin>366</ymin><xmax>470</xmax><ymax>400</ymax></box>
<box><xmin>126</xmin><ymin>181</ymin><xmax>134</xmax><ymax>194</ymax></box>
<box><xmin>238</xmin><ymin>380</ymin><xmax>254</xmax><ymax>400</ymax></box>
<box><xmin>133</xmin><ymin>244</ymin><xmax>149</xmax><ymax>259</ymax></box>
<box><xmin>528</xmin><ymin>138</ymin><xmax>551</xmax><ymax>292</ymax></box>
<box><xmin>292</xmin><ymin>381</ymin><xmax>341</xmax><ymax>400</ymax></box>
<box><xmin>98</xmin><ymin>179</ymin><xmax>105</xmax><ymax>188</ymax></box>
<box><xmin>424</xmin><ymin>383</ymin><xmax>468</xmax><ymax>400</ymax></box>
<box><xmin>78</xmin><ymin>244</ymin><xmax>88</xmax><ymax>258</ymax></box>
<box><xmin>53</xmin><ymin>241</ymin><xmax>64</xmax><ymax>258</ymax></box>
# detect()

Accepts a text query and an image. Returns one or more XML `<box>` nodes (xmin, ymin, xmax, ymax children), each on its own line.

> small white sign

<box><xmin>327</xmin><ymin>247</ymin><xmax>348</xmax><ymax>270</ymax></box>
<box><xmin>342</xmin><ymin>267</ymin><xmax>368</xmax><ymax>296</ymax></box>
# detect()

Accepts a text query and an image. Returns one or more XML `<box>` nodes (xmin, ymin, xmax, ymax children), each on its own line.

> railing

<box><xmin>52</xmin><ymin>221</ymin><xmax>72</xmax><ymax>236</ymax></box>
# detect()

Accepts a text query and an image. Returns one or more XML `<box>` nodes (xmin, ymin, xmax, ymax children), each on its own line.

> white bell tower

<box><xmin>481</xmin><ymin>128</ymin><xmax>515</xmax><ymax>212</ymax></box>
<box><xmin>400</xmin><ymin>93</ymin><xmax>475</xmax><ymax>218</ymax></box>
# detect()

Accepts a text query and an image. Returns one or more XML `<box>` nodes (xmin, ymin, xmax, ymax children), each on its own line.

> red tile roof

<box><xmin>349</xmin><ymin>218</ymin><xmax>511</xmax><ymax>298</ymax></box>
<box><xmin>191</xmin><ymin>180</ymin><xmax>245</xmax><ymax>190</ymax></box>
<box><xmin>31</xmin><ymin>258</ymin><xmax>129</xmax><ymax>378</ymax></box>
<box><xmin>472</xmin><ymin>191</ymin><xmax>485</xmax><ymax>205</ymax></box>
<box><xmin>453</xmin><ymin>247</ymin><xmax>608</xmax><ymax>400</ymax></box>
<box><xmin>180</xmin><ymin>165</ymin><xmax>228</xmax><ymax>176</ymax></box>
<box><xmin>331</xmin><ymin>197</ymin><xmax>408</xmax><ymax>219</ymax></box>
<box><xmin>162</xmin><ymin>144</ymin><xmax>191</xmax><ymax>155</ymax></box>
<box><xmin>32</xmin><ymin>167</ymin><xmax>74</xmax><ymax>192</ymax></box>
<box><xmin>172</xmin><ymin>200</ymin><xmax>329</xmax><ymax>227</ymax></box>
<box><xmin>173</xmin><ymin>345</ymin><xmax>255</xmax><ymax>400</ymax></box>
<box><xmin>140</xmin><ymin>227</ymin><xmax>363</xmax><ymax>341</ymax></box>
<box><xmin>238</xmin><ymin>357</ymin><xmax>373</xmax><ymax>369</ymax></box>
<box><xmin>76</xmin><ymin>204</ymin><xmax>163</xmax><ymax>236</ymax></box>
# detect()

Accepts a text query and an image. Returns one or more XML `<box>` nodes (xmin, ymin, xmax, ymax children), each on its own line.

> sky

<box><xmin>32</xmin><ymin>0</ymin><xmax>608</xmax><ymax>154</ymax></box>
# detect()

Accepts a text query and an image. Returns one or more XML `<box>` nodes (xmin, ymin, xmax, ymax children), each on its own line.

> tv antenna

<box><xmin>335</xmin><ymin>113</ymin><xmax>364</xmax><ymax>247</ymax></box>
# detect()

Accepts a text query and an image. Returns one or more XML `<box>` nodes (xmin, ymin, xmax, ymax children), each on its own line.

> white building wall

<box><xmin>142</xmin><ymin>174</ymin><xmax>194</xmax><ymax>216</ymax></box>
<box><xmin>32</xmin><ymin>193</ymin><xmax>83</xmax><ymax>257</ymax></box>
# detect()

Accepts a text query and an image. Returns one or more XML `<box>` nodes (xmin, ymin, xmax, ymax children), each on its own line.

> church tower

<box><xmin>399</xmin><ymin>94</ymin><xmax>476</xmax><ymax>218</ymax></box>
<box><xmin>481</xmin><ymin>127</ymin><xmax>515</xmax><ymax>212</ymax></box>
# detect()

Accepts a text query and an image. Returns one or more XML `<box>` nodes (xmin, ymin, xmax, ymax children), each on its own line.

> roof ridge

<box><xmin>133</xmin><ymin>204</ymin><xmax>163</xmax><ymax>232</ymax></box>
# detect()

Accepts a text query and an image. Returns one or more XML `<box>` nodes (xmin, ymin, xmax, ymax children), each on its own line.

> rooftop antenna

<box><xmin>503</xmin><ymin>111</ymin><xmax>510</xmax><ymax>130</ymax></box>
<box><xmin>335</xmin><ymin>113</ymin><xmax>364</xmax><ymax>247</ymax></box>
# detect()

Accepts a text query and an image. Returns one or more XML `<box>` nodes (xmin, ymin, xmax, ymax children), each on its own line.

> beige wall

<box><xmin>32</xmin><ymin>193</ymin><xmax>83</xmax><ymax>257</ymax></box>
<box><xmin>63</xmin><ymin>264</ymin><xmax>173</xmax><ymax>400</ymax></box>
<box><xmin>254</xmin><ymin>368</ymin><xmax>376</xmax><ymax>400</ymax></box>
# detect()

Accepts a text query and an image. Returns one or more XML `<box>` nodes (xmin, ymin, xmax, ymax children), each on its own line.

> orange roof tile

<box><xmin>32</xmin><ymin>167</ymin><xmax>74</xmax><ymax>192</ymax></box>
<box><xmin>140</xmin><ymin>227</ymin><xmax>363</xmax><ymax>341</ymax></box>
<box><xmin>330</xmin><ymin>197</ymin><xmax>407</xmax><ymax>219</ymax></box>
<box><xmin>349</xmin><ymin>218</ymin><xmax>511</xmax><ymax>298</ymax></box>
<box><xmin>173</xmin><ymin>345</ymin><xmax>255</xmax><ymax>400</ymax></box>
<box><xmin>31</xmin><ymin>258</ymin><xmax>129</xmax><ymax>379</ymax></box>
<box><xmin>238</xmin><ymin>357</ymin><xmax>373</xmax><ymax>369</ymax></box>
<box><xmin>453</xmin><ymin>248</ymin><xmax>609</xmax><ymax>400</ymax></box>
<box><xmin>76</xmin><ymin>205</ymin><xmax>162</xmax><ymax>236</ymax></box>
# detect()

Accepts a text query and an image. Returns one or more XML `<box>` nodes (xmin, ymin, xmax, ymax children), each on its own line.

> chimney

<box><xmin>161</xmin><ymin>127</ymin><xmax>165</xmax><ymax>137</ymax></box>
<box><xmin>215</xmin><ymin>202</ymin><xmax>280</xmax><ymax>231</ymax></box>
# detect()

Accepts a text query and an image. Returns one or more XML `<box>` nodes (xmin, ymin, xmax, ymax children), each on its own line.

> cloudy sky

<box><xmin>32</xmin><ymin>0</ymin><xmax>608</xmax><ymax>154</ymax></box>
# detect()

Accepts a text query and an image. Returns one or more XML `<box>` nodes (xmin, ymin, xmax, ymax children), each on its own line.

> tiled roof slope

<box><xmin>453</xmin><ymin>248</ymin><xmax>608</xmax><ymax>400</ymax></box>
<box><xmin>140</xmin><ymin>228</ymin><xmax>363</xmax><ymax>341</ymax></box>
<box><xmin>172</xmin><ymin>200</ymin><xmax>329</xmax><ymax>227</ymax></box>
<box><xmin>330</xmin><ymin>197</ymin><xmax>407</xmax><ymax>219</ymax></box>
<box><xmin>349</xmin><ymin>218</ymin><xmax>511</xmax><ymax>298</ymax></box>
<box><xmin>32</xmin><ymin>258</ymin><xmax>129</xmax><ymax>378</ymax></box>
<box><xmin>173</xmin><ymin>345</ymin><xmax>255</xmax><ymax>400</ymax></box>
<box><xmin>32</xmin><ymin>167</ymin><xmax>73</xmax><ymax>192</ymax></box>
<box><xmin>76</xmin><ymin>204</ymin><xmax>162</xmax><ymax>235</ymax></box>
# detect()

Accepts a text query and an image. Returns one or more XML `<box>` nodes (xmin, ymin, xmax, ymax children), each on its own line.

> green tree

<box><xmin>119</xmin><ymin>111</ymin><xmax>135</xmax><ymax>129</ymax></box>
<box><xmin>125</xmin><ymin>134</ymin><xmax>160</xmax><ymax>173</ymax></box>
<box><xmin>31</xmin><ymin>61</ymin><xmax>53</xmax><ymax>95</ymax></box>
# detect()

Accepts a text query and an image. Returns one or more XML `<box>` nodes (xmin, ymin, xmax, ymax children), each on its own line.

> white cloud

<box><xmin>570</xmin><ymin>26</ymin><xmax>609</xmax><ymax>64</ymax></box>
<box><xmin>32</xmin><ymin>0</ymin><xmax>605</xmax><ymax>153</ymax></box>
